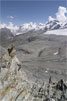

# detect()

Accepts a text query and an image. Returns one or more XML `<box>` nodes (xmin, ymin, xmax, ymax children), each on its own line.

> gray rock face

<box><xmin>0</xmin><ymin>46</ymin><xmax>67</xmax><ymax>101</ymax></box>
<box><xmin>0</xmin><ymin>46</ymin><xmax>6</xmax><ymax>58</ymax></box>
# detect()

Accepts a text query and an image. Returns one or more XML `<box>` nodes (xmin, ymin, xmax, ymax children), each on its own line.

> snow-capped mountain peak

<box><xmin>45</xmin><ymin>19</ymin><xmax>64</xmax><ymax>30</ymax></box>
<box><xmin>0</xmin><ymin>20</ymin><xmax>67</xmax><ymax>35</ymax></box>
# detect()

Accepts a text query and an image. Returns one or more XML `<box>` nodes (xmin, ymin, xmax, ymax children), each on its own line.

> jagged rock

<box><xmin>0</xmin><ymin>45</ymin><xmax>29</xmax><ymax>101</ymax></box>
<box><xmin>0</xmin><ymin>45</ymin><xmax>67</xmax><ymax>101</ymax></box>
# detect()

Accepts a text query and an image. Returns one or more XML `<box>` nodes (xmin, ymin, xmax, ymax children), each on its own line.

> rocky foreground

<box><xmin>0</xmin><ymin>46</ymin><xmax>67</xmax><ymax>101</ymax></box>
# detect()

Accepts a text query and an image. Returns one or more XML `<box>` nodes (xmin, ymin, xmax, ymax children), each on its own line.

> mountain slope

<box><xmin>0</xmin><ymin>28</ymin><xmax>14</xmax><ymax>41</ymax></box>
<box><xmin>0</xmin><ymin>46</ymin><xmax>67</xmax><ymax>101</ymax></box>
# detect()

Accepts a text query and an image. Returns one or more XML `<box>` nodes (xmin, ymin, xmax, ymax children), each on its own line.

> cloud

<box><xmin>48</xmin><ymin>6</ymin><xmax>67</xmax><ymax>23</ymax></box>
<box><xmin>56</xmin><ymin>6</ymin><xmax>67</xmax><ymax>23</ymax></box>
<box><xmin>8</xmin><ymin>22</ymin><xmax>19</xmax><ymax>33</ymax></box>
<box><xmin>48</xmin><ymin>16</ymin><xmax>55</xmax><ymax>21</ymax></box>
<box><xmin>7</xmin><ymin>22</ymin><xmax>19</xmax><ymax>32</ymax></box>
<box><xmin>0</xmin><ymin>22</ymin><xmax>19</xmax><ymax>33</ymax></box>
<box><xmin>9</xmin><ymin>16</ymin><xmax>14</xmax><ymax>19</ymax></box>
<box><xmin>0</xmin><ymin>23</ymin><xmax>6</xmax><ymax>28</ymax></box>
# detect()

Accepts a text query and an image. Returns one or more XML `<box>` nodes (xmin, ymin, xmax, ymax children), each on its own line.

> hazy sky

<box><xmin>0</xmin><ymin>0</ymin><xmax>67</xmax><ymax>25</ymax></box>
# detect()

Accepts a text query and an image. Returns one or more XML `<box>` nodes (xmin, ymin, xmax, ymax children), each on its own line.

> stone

<box><xmin>0</xmin><ymin>46</ymin><xmax>67</xmax><ymax>101</ymax></box>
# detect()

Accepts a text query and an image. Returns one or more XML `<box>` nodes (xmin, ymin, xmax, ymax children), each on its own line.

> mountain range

<box><xmin>0</xmin><ymin>19</ymin><xmax>67</xmax><ymax>37</ymax></box>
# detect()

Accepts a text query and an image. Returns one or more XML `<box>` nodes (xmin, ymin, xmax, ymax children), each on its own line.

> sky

<box><xmin>0</xmin><ymin>0</ymin><xmax>67</xmax><ymax>26</ymax></box>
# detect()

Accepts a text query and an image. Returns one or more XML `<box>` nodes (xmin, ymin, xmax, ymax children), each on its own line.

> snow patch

<box><xmin>44</xmin><ymin>29</ymin><xmax>67</xmax><ymax>36</ymax></box>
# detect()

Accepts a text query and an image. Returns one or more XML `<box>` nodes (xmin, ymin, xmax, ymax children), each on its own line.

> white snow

<box><xmin>0</xmin><ymin>21</ymin><xmax>67</xmax><ymax>36</ymax></box>
<box><xmin>53</xmin><ymin>52</ymin><xmax>58</xmax><ymax>55</ymax></box>
<box><xmin>44</xmin><ymin>29</ymin><xmax>67</xmax><ymax>36</ymax></box>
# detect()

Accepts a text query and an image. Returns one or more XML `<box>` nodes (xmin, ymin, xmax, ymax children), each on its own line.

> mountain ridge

<box><xmin>0</xmin><ymin>20</ymin><xmax>67</xmax><ymax>36</ymax></box>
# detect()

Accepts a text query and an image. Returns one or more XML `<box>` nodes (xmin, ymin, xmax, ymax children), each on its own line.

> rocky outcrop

<box><xmin>0</xmin><ymin>45</ymin><xmax>29</xmax><ymax>101</ymax></box>
<box><xmin>0</xmin><ymin>45</ymin><xmax>67</xmax><ymax>101</ymax></box>
<box><xmin>0</xmin><ymin>28</ymin><xmax>14</xmax><ymax>41</ymax></box>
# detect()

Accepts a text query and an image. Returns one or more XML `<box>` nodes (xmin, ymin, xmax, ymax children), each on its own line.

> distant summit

<box><xmin>0</xmin><ymin>20</ymin><xmax>67</xmax><ymax>36</ymax></box>
<box><xmin>45</xmin><ymin>20</ymin><xmax>62</xmax><ymax>30</ymax></box>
